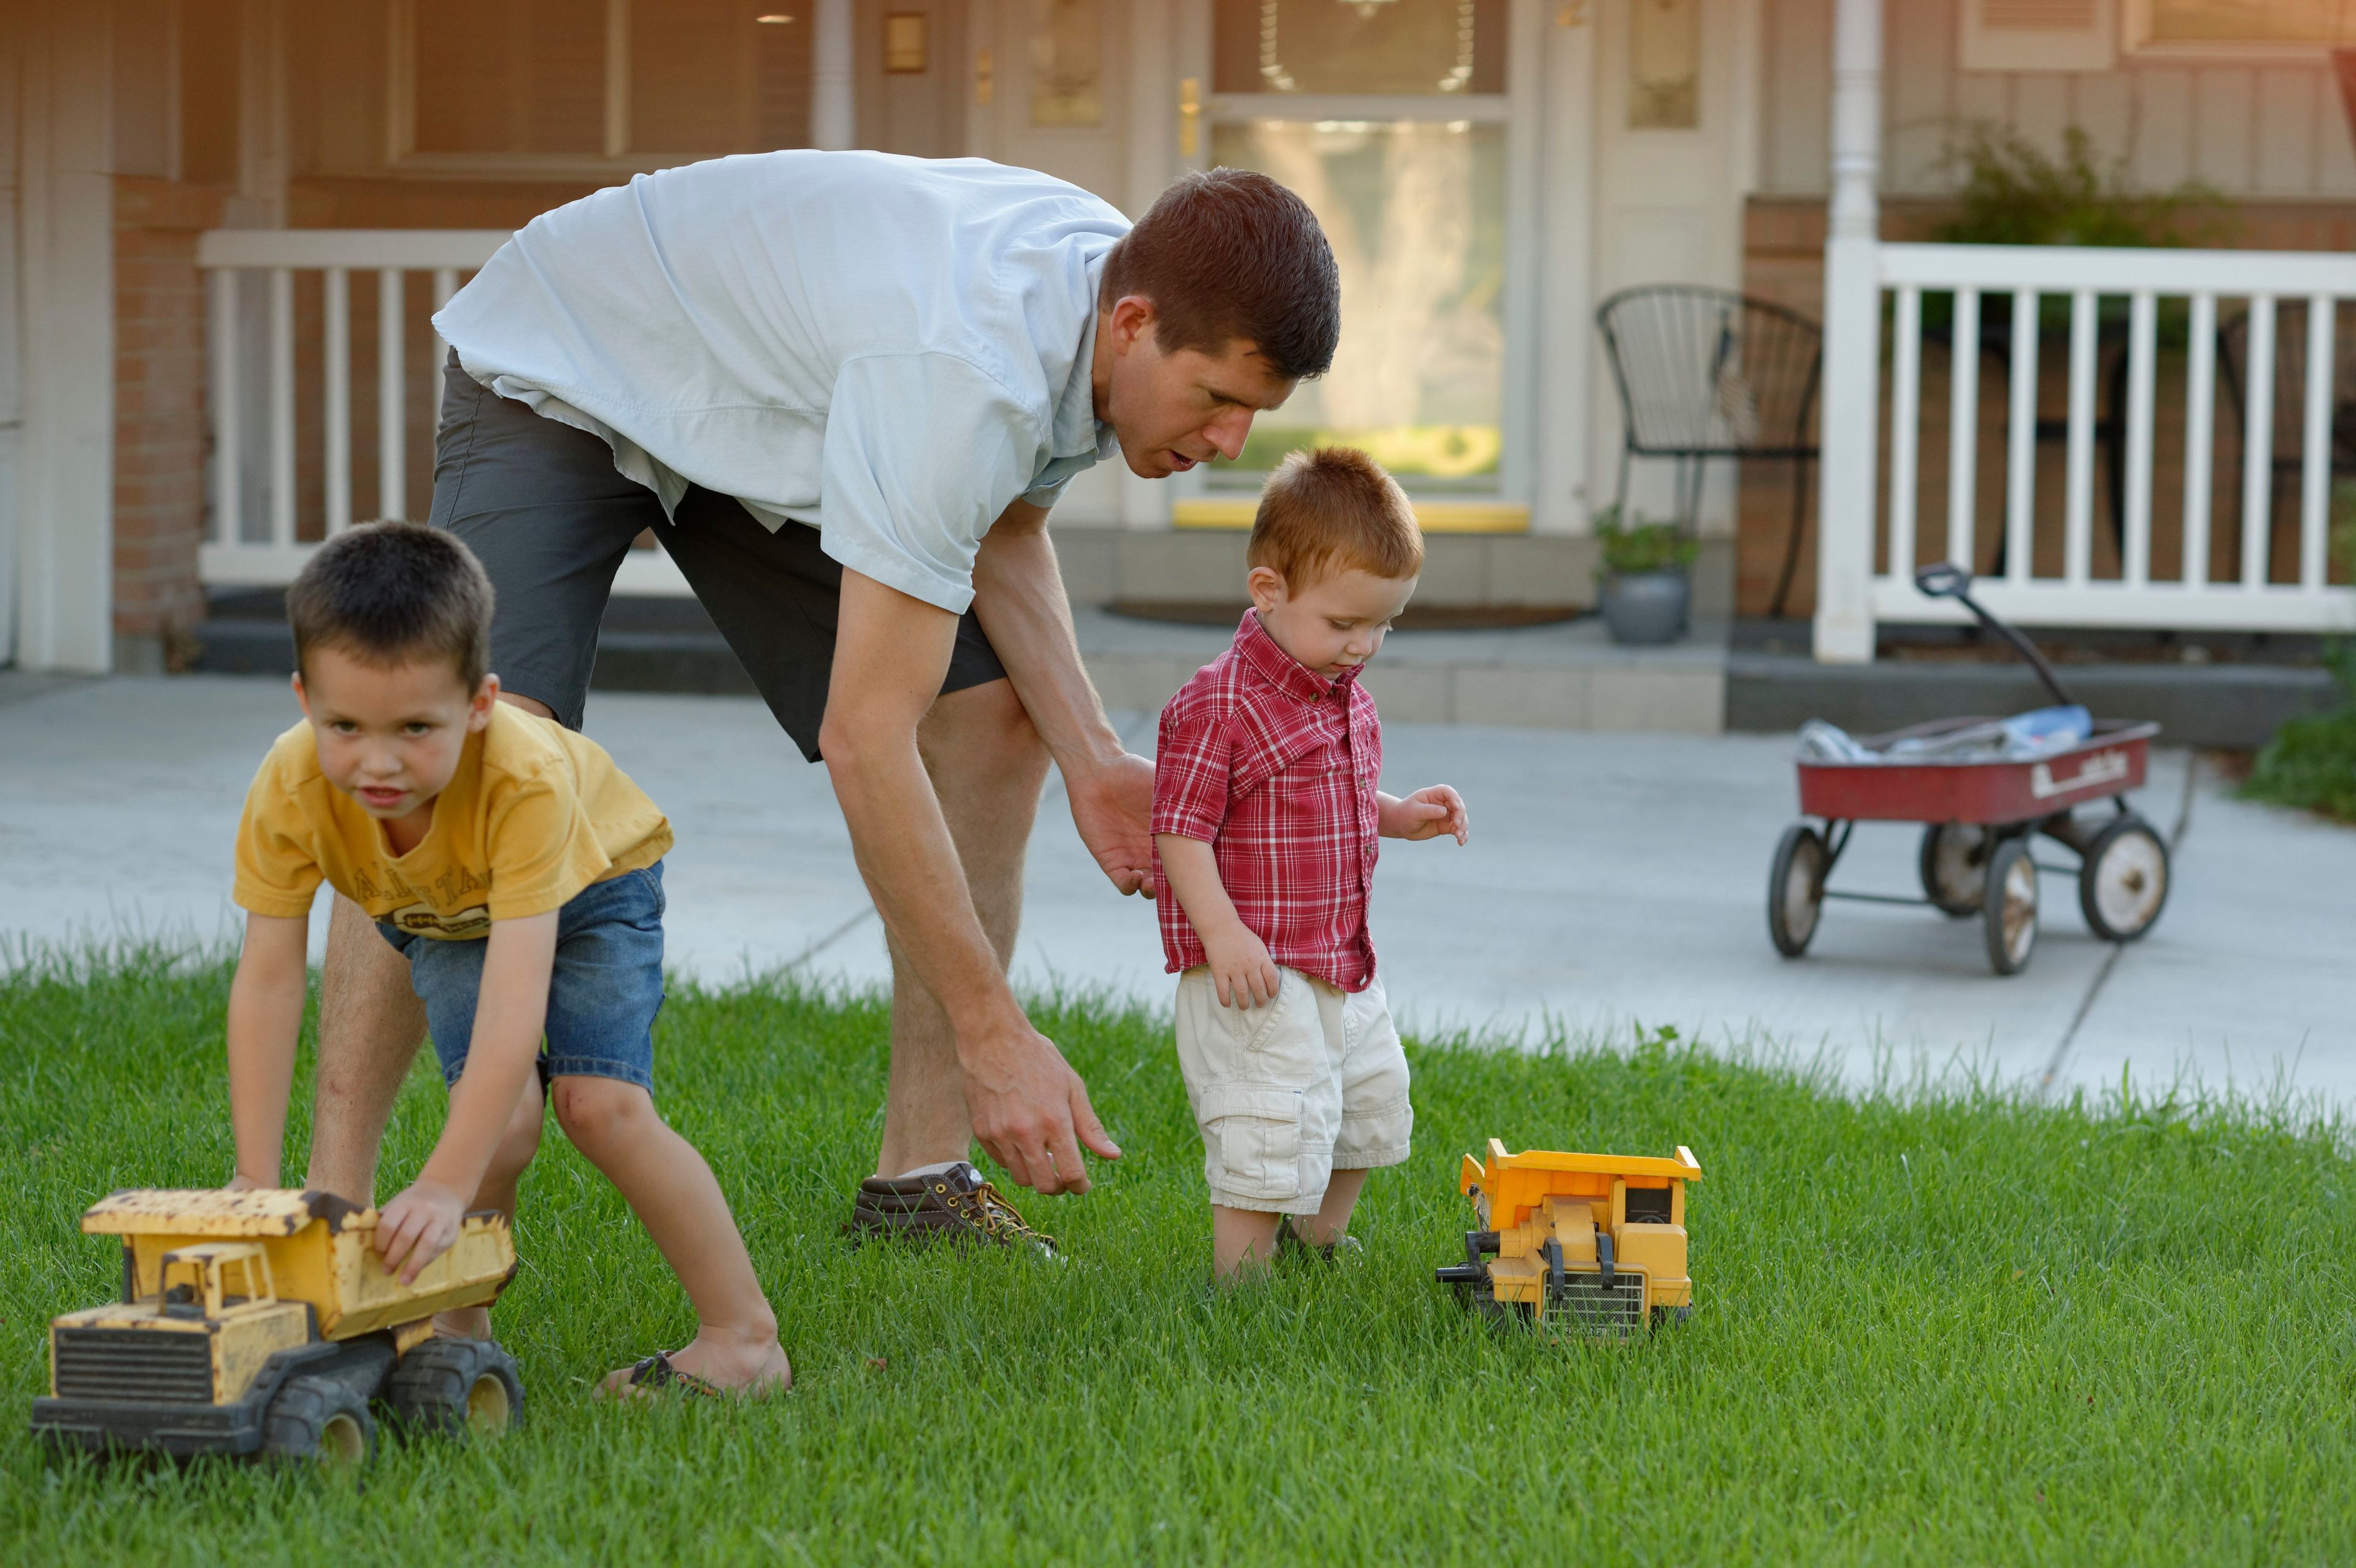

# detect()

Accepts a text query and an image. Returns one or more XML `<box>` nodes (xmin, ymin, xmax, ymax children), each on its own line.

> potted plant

<box><xmin>1593</xmin><ymin>507</ymin><xmax>1698</xmax><ymax>645</ymax></box>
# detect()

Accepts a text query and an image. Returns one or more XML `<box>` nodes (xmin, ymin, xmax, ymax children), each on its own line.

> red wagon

<box><xmin>1767</xmin><ymin>566</ymin><xmax>2172</xmax><ymax>975</ymax></box>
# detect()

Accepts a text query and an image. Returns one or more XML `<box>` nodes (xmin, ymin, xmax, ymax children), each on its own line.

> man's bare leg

<box><xmin>305</xmin><ymin>893</ymin><xmax>429</xmax><ymax>1205</ymax></box>
<box><xmin>872</xmin><ymin>678</ymin><xmax>1050</xmax><ymax>1177</ymax></box>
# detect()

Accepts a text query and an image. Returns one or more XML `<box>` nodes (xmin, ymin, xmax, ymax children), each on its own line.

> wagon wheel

<box><xmin>1981</xmin><ymin>836</ymin><xmax>2038</xmax><ymax>975</ymax></box>
<box><xmin>1917</xmin><ymin>822</ymin><xmax>1990</xmax><ymax>917</ymax></box>
<box><xmin>1767</xmin><ymin>823</ymin><xmax>1828</xmax><ymax>958</ymax></box>
<box><xmin>2079</xmin><ymin>815</ymin><xmax>2169</xmax><ymax>942</ymax></box>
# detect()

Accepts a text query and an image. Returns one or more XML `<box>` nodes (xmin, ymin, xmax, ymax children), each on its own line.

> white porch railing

<box><xmin>196</xmin><ymin>229</ymin><xmax>693</xmax><ymax>596</ymax></box>
<box><xmin>1819</xmin><ymin>240</ymin><xmax>2356</xmax><ymax>650</ymax></box>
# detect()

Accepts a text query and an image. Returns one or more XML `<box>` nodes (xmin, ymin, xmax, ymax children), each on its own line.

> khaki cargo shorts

<box><xmin>1172</xmin><ymin>966</ymin><xmax>1414</xmax><ymax>1215</ymax></box>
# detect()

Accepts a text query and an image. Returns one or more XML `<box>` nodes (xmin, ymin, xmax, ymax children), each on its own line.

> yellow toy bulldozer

<box><xmin>32</xmin><ymin>1188</ymin><xmax>518</xmax><ymax>1466</ymax></box>
<box><xmin>1435</xmin><ymin>1141</ymin><xmax>1701</xmax><ymax>1336</ymax></box>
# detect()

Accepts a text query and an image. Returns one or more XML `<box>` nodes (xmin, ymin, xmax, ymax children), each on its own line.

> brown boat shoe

<box><xmin>845</xmin><ymin>1161</ymin><xmax>1059</xmax><ymax>1258</ymax></box>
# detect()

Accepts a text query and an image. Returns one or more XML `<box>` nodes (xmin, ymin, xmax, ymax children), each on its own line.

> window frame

<box><xmin>383</xmin><ymin>0</ymin><xmax>804</xmax><ymax>177</ymax></box>
<box><xmin>2122</xmin><ymin>0</ymin><xmax>2356</xmax><ymax>61</ymax></box>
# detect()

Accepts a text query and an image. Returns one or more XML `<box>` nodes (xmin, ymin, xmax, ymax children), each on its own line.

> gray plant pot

<box><xmin>1599</xmin><ymin>569</ymin><xmax>1691</xmax><ymax>645</ymax></box>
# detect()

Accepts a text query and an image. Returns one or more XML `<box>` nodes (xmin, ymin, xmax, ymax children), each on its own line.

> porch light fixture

<box><xmin>755</xmin><ymin>13</ymin><xmax>795</xmax><ymax>23</ymax></box>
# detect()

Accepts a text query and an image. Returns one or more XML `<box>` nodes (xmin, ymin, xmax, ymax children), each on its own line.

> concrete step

<box><xmin>1726</xmin><ymin>621</ymin><xmax>2339</xmax><ymax>748</ymax></box>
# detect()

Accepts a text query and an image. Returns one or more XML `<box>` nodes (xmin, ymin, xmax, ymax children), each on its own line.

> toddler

<box><xmin>1150</xmin><ymin>448</ymin><xmax>1468</xmax><ymax>1280</ymax></box>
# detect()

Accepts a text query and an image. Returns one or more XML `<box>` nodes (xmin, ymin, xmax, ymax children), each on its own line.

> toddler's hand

<box><xmin>373</xmin><ymin>1179</ymin><xmax>469</xmax><ymax>1285</ymax></box>
<box><xmin>1382</xmin><ymin>785</ymin><xmax>1469</xmax><ymax>844</ymax></box>
<box><xmin>1204</xmin><ymin>924</ymin><xmax>1283</xmax><ymax>1010</ymax></box>
<box><xmin>224</xmin><ymin>1170</ymin><xmax>267</xmax><ymax>1193</ymax></box>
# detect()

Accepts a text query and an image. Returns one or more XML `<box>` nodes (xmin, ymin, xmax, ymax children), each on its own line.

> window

<box><xmin>1030</xmin><ymin>0</ymin><xmax>1102</xmax><ymax>126</ymax></box>
<box><xmin>1205</xmin><ymin>0</ymin><xmax>1512</xmax><ymax>494</ymax></box>
<box><xmin>2126</xmin><ymin>0</ymin><xmax>2356</xmax><ymax>52</ymax></box>
<box><xmin>393</xmin><ymin>0</ymin><xmax>812</xmax><ymax>169</ymax></box>
<box><xmin>1960</xmin><ymin>0</ymin><xmax>2117</xmax><ymax>71</ymax></box>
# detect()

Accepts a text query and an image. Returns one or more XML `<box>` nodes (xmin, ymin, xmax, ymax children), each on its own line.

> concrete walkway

<box><xmin>3</xmin><ymin>673</ymin><xmax>2348</xmax><ymax>1113</ymax></box>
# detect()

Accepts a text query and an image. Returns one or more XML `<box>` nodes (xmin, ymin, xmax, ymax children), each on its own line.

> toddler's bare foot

<box><xmin>598</xmin><ymin>1329</ymin><xmax>791</xmax><ymax>1401</ymax></box>
<box><xmin>434</xmin><ymin>1305</ymin><xmax>494</xmax><ymax>1340</ymax></box>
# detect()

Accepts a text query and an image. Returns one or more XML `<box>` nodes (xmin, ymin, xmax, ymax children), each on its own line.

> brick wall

<box><xmin>113</xmin><ymin>175</ymin><xmax>229</xmax><ymax>670</ymax></box>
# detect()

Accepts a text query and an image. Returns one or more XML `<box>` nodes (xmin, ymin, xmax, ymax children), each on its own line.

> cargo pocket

<box><xmin>1199</xmin><ymin>1083</ymin><xmax>1308</xmax><ymax>1204</ymax></box>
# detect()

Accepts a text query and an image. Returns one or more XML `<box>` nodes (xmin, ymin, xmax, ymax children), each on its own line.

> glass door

<box><xmin>1198</xmin><ymin>0</ymin><xmax>1517</xmax><ymax>505</ymax></box>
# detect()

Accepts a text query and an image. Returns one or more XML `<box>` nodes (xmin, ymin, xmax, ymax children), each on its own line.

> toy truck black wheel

<box><xmin>1651</xmin><ymin>1304</ymin><xmax>1693</xmax><ymax>1331</ymax></box>
<box><xmin>262</xmin><ymin>1374</ymin><xmax>376</xmax><ymax>1468</ymax></box>
<box><xmin>388</xmin><ymin>1339</ymin><xmax>523</xmax><ymax>1439</ymax></box>
<box><xmin>2078</xmin><ymin>814</ymin><xmax>2169</xmax><ymax>942</ymax></box>
<box><xmin>1981</xmin><ymin>836</ymin><xmax>2038</xmax><ymax>975</ymax></box>
<box><xmin>1918</xmin><ymin>822</ymin><xmax>1989</xmax><ymax>917</ymax></box>
<box><xmin>1766</xmin><ymin>824</ymin><xmax>1828</xmax><ymax>957</ymax></box>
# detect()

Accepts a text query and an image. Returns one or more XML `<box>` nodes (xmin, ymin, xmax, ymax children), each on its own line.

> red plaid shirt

<box><xmin>1152</xmin><ymin>610</ymin><xmax>1382</xmax><ymax>991</ymax></box>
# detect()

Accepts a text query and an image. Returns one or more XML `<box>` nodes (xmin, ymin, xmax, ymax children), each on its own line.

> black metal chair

<box><xmin>1595</xmin><ymin>286</ymin><xmax>1823</xmax><ymax>617</ymax></box>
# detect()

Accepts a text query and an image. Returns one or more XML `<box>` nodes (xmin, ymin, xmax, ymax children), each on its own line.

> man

<box><xmin>301</xmin><ymin>153</ymin><xmax>1340</xmax><ymax>1250</ymax></box>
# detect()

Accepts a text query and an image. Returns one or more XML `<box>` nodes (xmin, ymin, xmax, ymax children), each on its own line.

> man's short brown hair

<box><xmin>286</xmin><ymin>521</ymin><xmax>495</xmax><ymax>689</ymax></box>
<box><xmin>1099</xmin><ymin>168</ymin><xmax>1339</xmax><ymax>382</ymax></box>
<box><xmin>1247</xmin><ymin>447</ymin><xmax>1423</xmax><ymax>588</ymax></box>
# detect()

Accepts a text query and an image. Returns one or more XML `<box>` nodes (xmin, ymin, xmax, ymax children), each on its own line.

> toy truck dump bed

<box><xmin>1435</xmin><ymin>1141</ymin><xmax>1701</xmax><ymax>1336</ymax></box>
<box><xmin>33</xmin><ymin>1188</ymin><xmax>521</xmax><ymax>1466</ymax></box>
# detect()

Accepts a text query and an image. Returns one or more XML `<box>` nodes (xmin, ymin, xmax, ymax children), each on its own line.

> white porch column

<box><xmin>12</xmin><ymin>4</ymin><xmax>114</xmax><ymax>674</ymax></box>
<box><xmin>1812</xmin><ymin>0</ymin><xmax>1882</xmax><ymax>664</ymax></box>
<box><xmin>811</xmin><ymin>0</ymin><xmax>855</xmax><ymax>151</ymax></box>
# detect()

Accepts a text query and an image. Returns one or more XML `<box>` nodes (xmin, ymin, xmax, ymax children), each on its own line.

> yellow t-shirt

<box><xmin>233</xmin><ymin>703</ymin><xmax>674</xmax><ymax>940</ymax></box>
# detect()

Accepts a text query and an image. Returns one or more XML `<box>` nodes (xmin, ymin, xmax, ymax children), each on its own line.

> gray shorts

<box><xmin>425</xmin><ymin>353</ymin><xmax>1007</xmax><ymax>759</ymax></box>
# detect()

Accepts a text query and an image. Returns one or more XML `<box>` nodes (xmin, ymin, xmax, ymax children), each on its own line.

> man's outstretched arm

<box><xmin>820</xmin><ymin>566</ymin><xmax>1121</xmax><ymax>1195</ymax></box>
<box><xmin>969</xmin><ymin>500</ymin><xmax>1155</xmax><ymax>897</ymax></box>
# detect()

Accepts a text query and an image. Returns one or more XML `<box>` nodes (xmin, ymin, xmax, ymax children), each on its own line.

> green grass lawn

<box><xmin>4</xmin><ymin>951</ymin><xmax>2353</xmax><ymax>1565</ymax></box>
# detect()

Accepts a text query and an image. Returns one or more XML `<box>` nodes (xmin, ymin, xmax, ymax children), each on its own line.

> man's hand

<box><xmin>1202</xmin><ymin>923</ymin><xmax>1282</xmax><ymax>1010</ymax></box>
<box><xmin>1379</xmin><ymin>785</ymin><xmax>1469</xmax><ymax>844</ymax></box>
<box><xmin>372</xmin><ymin>1178</ymin><xmax>470</xmax><ymax>1285</ymax></box>
<box><xmin>1067</xmin><ymin>751</ymin><xmax>1157</xmax><ymax>897</ymax></box>
<box><xmin>960</xmin><ymin>1017</ymin><xmax>1122</xmax><ymax>1195</ymax></box>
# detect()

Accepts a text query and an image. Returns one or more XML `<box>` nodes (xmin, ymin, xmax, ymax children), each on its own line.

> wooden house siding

<box><xmin>1760</xmin><ymin>0</ymin><xmax>2356</xmax><ymax>200</ymax></box>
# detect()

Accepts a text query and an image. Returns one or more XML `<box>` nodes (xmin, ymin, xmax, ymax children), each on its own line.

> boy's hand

<box><xmin>373</xmin><ymin>1179</ymin><xmax>470</xmax><ymax>1285</ymax></box>
<box><xmin>1380</xmin><ymin>786</ymin><xmax>1469</xmax><ymax>844</ymax></box>
<box><xmin>1203</xmin><ymin>924</ymin><xmax>1283</xmax><ymax>1010</ymax></box>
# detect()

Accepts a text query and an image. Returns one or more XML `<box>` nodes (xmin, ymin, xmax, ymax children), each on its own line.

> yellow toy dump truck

<box><xmin>32</xmin><ymin>1188</ymin><xmax>519</xmax><ymax>1466</ymax></box>
<box><xmin>1434</xmin><ymin>1141</ymin><xmax>1701</xmax><ymax>1336</ymax></box>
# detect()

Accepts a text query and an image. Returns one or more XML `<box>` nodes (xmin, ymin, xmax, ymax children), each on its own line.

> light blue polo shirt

<box><xmin>433</xmin><ymin>151</ymin><xmax>1127</xmax><ymax>615</ymax></box>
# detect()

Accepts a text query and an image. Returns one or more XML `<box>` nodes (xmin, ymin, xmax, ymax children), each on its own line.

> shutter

<box><xmin>1958</xmin><ymin>0</ymin><xmax>2117</xmax><ymax>73</ymax></box>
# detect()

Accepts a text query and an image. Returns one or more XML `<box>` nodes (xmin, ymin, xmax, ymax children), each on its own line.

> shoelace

<box><xmin>937</xmin><ymin>1178</ymin><xmax>1054</xmax><ymax>1249</ymax></box>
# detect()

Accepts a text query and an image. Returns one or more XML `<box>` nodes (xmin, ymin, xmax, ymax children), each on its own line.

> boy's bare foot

<box><xmin>597</xmin><ymin>1331</ymin><xmax>791</xmax><ymax>1402</ymax></box>
<box><xmin>434</xmin><ymin>1305</ymin><xmax>495</xmax><ymax>1340</ymax></box>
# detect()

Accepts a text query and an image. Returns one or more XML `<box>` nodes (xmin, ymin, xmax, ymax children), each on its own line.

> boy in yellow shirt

<box><xmin>226</xmin><ymin>521</ymin><xmax>789</xmax><ymax>1398</ymax></box>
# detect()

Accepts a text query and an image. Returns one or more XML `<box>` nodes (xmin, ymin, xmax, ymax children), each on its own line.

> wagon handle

<box><xmin>1911</xmin><ymin>561</ymin><xmax>2079</xmax><ymax>710</ymax></box>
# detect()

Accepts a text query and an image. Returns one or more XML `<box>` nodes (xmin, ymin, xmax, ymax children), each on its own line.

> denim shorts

<box><xmin>377</xmin><ymin>861</ymin><xmax>666</xmax><ymax>1093</ymax></box>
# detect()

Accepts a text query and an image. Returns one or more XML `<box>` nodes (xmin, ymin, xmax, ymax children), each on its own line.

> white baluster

<box><xmin>379</xmin><ymin>268</ymin><xmax>406</xmax><ymax>521</ymax></box>
<box><xmin>2063</xmin><ymin>288</ymin><xmax>2096</xmax><ymax>587</ymax></box>
<box><xmin>1887</xmin><ymin>286</ymin><xmax>1921</xmax><ymax>586</ymax></box>
<box><xmin>2004</xmin><ymin>288</ymin><xmax>2038</xmax><ymax>583</ymax></box>
<box><xmin>1946</xmin><ymin>286</ymin><xmax>1979</xmax><ymax>574</ymax></box>
<box><xmin>2241</xmin><ymin>296</ymin><xmax>2276</xmax><ymax>589</ymax></box>
<box><xmin>269</xmin><ymin>267</ymin><xmax>295</xmax><ymax>549</ymax></box>
<box><xmin>2122</xmin><ymin>290</ymin><xmax>2155</xmax><ymax>588</ymax></box>
<box><xmin>2182</xmin><ymin>292</ymin><xmax>2215</xmax><ymax>590</ymax></box>
<box><xmin>2299</xmin><ymin>294</ymin><xmax>2335</xmax><ymax>591</ymax></box>
<box><xmin>324</xmin><ymin>267</ymin><xmax>350</xmax><ymax>536</ymax></box>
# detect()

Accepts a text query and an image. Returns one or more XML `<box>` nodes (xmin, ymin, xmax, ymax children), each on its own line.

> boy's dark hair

<box><xmin>285</xmin><ymin>521</ymin><xmax>495</xmax><ymax>689</ymax></box>
<box><xmin>1099</xmin><ymin>168</ymin><xmax>1339</xmax><ymax>382</ymax></box>
<box><xmin>1248</xmin><ymin>447</ymin><xmax>1423</xmax><ymax>587</ymax></box>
